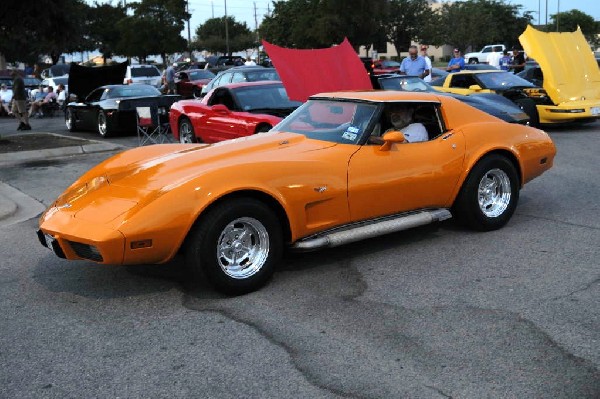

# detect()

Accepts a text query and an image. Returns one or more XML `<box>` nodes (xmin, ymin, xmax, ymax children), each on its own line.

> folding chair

<box><xmin>136</xmin><ymin>106</ymin><xmax>174</xmax><ymax>146</ymax></box>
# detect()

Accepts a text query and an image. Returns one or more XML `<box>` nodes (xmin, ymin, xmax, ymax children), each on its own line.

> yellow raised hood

<box><xmin>519</xmin><ymin>25</ymin><xmax>600</xmax><ymax>105</ymax></box>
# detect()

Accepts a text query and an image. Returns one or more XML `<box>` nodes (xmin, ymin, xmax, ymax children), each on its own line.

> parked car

<box><xmin>41</xmin><ymin>76</ymin><xmax>69</xmax><ymax>93</ymax></box>
<box><xmin>517</xmin><ymin>25</ymin><xmax>600</xmax><ymax>125</ymax></box>
<box><xmin>0</xmin><ymin>74</ymin><xmax>40</xmax><ymax>95</ymax></box>
<box><xmin>430</xmin><ymin>67</ymin><xmax>449</xmax><ymax>80</ymax></box>
<box><xmin>174</xmin><ymin>69</ymin><xmax>215</xmax><ymax>98</ymax></box>
<box><xmin>65</xmin><ymin>84</ymin><xmax>179</xmax><ymax>137</ymax></box>
<box><xmin>430</xmin><ymin>70</ymin><xmax>551</xmax><ymax>126</ymax></box>
<box><xmin>464</xmin><ymin>44</ymin><xmax>506</xmax><ymax>64</ymax></box>
<box><xmin>374</xmin><ymin>74</ymin><xmax>529</xmax><ymax>124</ymax></box>
<box><xmin>201</xmin><ymin>66</ymin><xmax>280</xmax><ymax>97</ymax></box>
<box><xmin>373</xmin><ymin>60</ymin><xmax>401</xmax><ymax>75</ymax></box>
<box><xmin>124</xmin><ymin>64</ymin><xmax>162</xmax><ymax>87</ymax></box>
<box><xmin>516</xmin><ymin>67</ymin><xmax>544</xmax><ymax>87</ymax></box>
<box><xmin>41</xmin><ymin>64</ymin><xmax>71</xmax><ymax>79</ymax></box>
<box><xmin>38</xmin><ymin>90</ymin><xmax>556</xmax><ymax>294</ymax></box>
<box><xmin>204</xmin><ymin>55</ymin><xmax>245</xmax><ymax>74</ymax></box>
<box><xmin>463</xmin><ymin>64</ymin><xmax>498</xmax><ymax>71</ymax></box>
<box><xmin>171</xmin><ymin>80</ymin><xmax>301</xmax><ymax>143</ymax></box>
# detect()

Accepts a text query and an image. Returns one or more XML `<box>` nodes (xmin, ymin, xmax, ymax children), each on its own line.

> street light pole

<box><xmin>224</xmin><ymin>0</ymin><xmax>230</xmax><ymax>56</ymax></box>
<box><xmin>557</xmin><ymin>0</ymin><xmax>560</xmax><ymax>31</ymax></box>
<box><xmin>545</xmin><ymin>0</ymin><xmax>548</xmax><ymax>30</ymax></box>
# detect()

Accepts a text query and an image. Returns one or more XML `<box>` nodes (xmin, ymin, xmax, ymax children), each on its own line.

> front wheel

<box><xmin>452</xmin><ymin>154</ymin><xmax>520</xmax><ymax>231</ymax></box>
<box><xmin>185</xmin><ymin>198</ymin><xmax>283</xmax><ymax>295</ymax></box>
<box><xmin>97</xmin><ymin>110</ymin><xmax>112</xmax><ymax>137</ymax></box>
<box><xmin>65</xmin><ymin>108</ymin><xmax>76</xmax><ymax>132</ymax></box>
<box><xmin>178</xmin><ymin>117</ymin><xmax>198</xmax><ymax>143</ymax></box>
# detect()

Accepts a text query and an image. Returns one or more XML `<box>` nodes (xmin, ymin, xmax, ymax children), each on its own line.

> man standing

<box><xmin>11</xmin><ymin>70</ymin><xmax>31</xmax><ymax>131</ymax></box>
<box><xmin>499</xmin><ymin>50</ymin><xmax>512</xmax><ymax>71</ymax></box>
<box><xmin>487</xmin><ymin>46</ymin><xmax>502</xmax><ymax>69</ymax></box>
<box><xmin>420</xmin><ymin>46</ymin><xmax>433</xmax><ymax>82</ymax></box>
<box><xmin>399</xmin><ymin>45</ymin><xmax>430</xmax><ymax>80</ymax></box>
<box><xmin>446</xmin><ymin>49</ymin><xmax>465</xmax><ymax>73</ymax></box>
<box><xmin>508</xmin><ymin>47</ymin><xmax>526</xmax><ymax>74</ymax></box>
<box><xmin>165</xmin><ymin>63</ymin><xmax>176</xmax><ymax>94</ymax></box>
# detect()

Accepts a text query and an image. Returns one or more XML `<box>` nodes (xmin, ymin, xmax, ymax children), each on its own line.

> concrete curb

<box><xmin>0</xmin><ymin>182</ymin><xmax>46</xmax><ymax>226</ymax></box>
<box><xmin>0</xmin><ymin>132</ymin><xmax>127</xmax><ymax>166</ymax></box>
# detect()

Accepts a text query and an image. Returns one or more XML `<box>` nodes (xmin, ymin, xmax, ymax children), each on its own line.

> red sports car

<box><xmin>373</xmin><ymin>60</ymin><xmax>401</xmax><ymax>75</ymax></box>
<box><xmin>169</xmin><ymin>81</ymin><xmax>302</xmax><ymax>143</ymax></box>
<box><xmin>174</xmin><ymin>69</ymin><xmax>216</xmax><ymax>98</ymax></box>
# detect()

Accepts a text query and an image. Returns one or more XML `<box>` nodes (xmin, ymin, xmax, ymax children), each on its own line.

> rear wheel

<box><xmin>469</xmin><ymin>58</ymin><xmax>479</xmax><ymax>64</ymax></box>
<box><xmin>178</xmin><ymin>117</ymin><xmax>198</xmax><ymax>143</ymax></box>
<box><xmin>185</xmin><ymin>198</ymin><xmax>283</xmax><ymax>295</ymax></box>
<box><xmin>65</xmin><ymin>108</ymin><xmax>76</xmax><ymax>132</ymax></box>
<box><xmin>192</xmin><ymin>87</ymin><xmax>203</xmax><ymax>99</ymax></box>
<box><xmin>97</xmin><ymin>110</ymin><xmax>113</xmax><ymax>137</ymax></box>
<box><xmin>515</xmin><ymin>98</ymin><xmax>540</xmax><ymax>127</ymax></box>
<box><xmin>452</xmin><ymin>154</ymin><xmax>520</xmax><ymax>231</ymax></box>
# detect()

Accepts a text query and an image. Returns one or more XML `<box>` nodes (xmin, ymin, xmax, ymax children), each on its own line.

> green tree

<box><xmin>382</xmin><ymin>0</ymin><xmax>436</xmax><ymax>55</ymax></box>
<box><xmin>549</xmin><ymin>10</ymin><xmax>600</xmax><ymax>46</ymax></box>
<box><xmin>0</xmin><ymin>0</ymin><xmax>93</xmax><ymax>66</ymax></box>
<box><xmin>437</xmin><ymin>0</ymin><xmax>533</xmax><ymax>52</ymax></box>
<box><xmin>194</xmin><ymin>17</ymin><xmax>254</xmax><ymax>56</ymax></box>
<box><xmin>116</xmin><ymin>0</ymin><xmax>188</xmax><ymax>64</ymax></box>
<box><xmin>87</xmin><ymin>2</ymin><xmax>127</xmax><ymax>64</ymax></box>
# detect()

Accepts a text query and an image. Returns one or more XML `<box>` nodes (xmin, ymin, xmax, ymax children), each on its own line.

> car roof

<box><xmin>222</xmin><ymin>81</ymin><xmax>282</xmax><ymax>90</ymax></box>
<box><xmin>311</xmin><ymin>90</ymin><xmax>442</xmax><ymax>103</ymax></box>
<box><xmin>452</xmin><ymin>70</ymin><xmax>506</xmax><ymax>75</ymax></box>
<box><xmin>129</xmin><ymin>64</ymin><xmax>159</xmax><ymax>69</ymax></box>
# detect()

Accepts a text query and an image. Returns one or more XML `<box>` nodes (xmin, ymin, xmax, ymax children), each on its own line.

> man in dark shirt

<box><xmin>509</xmin><ymin>47</ymin><xmax>526</xmax><ymax>74</ymax></box>
<box><xmin>11</xmin><ymin>70</ymin><xmax>31</xmax><ymax>130</ymax></box>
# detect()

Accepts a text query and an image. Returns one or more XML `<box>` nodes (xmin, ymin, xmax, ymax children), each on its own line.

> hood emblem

<box><xmin>314</xmin><ymin>186</ymin><xmax>327</xmax><ymax>193</ymax></box>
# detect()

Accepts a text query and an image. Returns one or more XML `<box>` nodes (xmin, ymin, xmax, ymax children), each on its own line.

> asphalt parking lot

<box><xmin>0</xmin><ymin>116</ymin><xmax>599</xmax><ymax>398</ymax></box>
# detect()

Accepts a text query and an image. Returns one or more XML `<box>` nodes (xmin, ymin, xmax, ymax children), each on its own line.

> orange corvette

<box><xmin>38</xmin><ymin>91</ymin><xmax>556</xmax><ymax>294</ymax></box>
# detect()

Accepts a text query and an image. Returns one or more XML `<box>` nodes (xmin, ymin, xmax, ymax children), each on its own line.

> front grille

<box><xmin>67</xmin><ymin>241</ymin><xmax>103</xmax><ymax>262</ymax></box>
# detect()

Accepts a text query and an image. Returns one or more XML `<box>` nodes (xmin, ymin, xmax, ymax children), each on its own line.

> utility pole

<box><xmin>211</xmin><ymin>0</ymin><xmax>214</xmax><ymax>18</ymax></box>
<box><xmin>545</xmin><ymin>0</ymin><xmax>548</xmax><ymax>30</ymax></box>
<box><xmin>254</xmin><ymin>2</ymin><xmax>259</xmax><ymax>63</ymax></box>
<box><xmin>538</xmin><ymin>0</ymin><xmax>541</xmax><ymax>25</ymax></box>
<box><xmin>557</xmin><ymin>0</ymin><xmax>560</xmax><ymax>31</ymax></box>
<box><xmin>224</xmin><ymin>0</ymin><xmax>230</xmax><ymax>56</ymax></box>
<box><xmin>186</xmin><ymin>0</ymin><xmax>193</xmax><ymax>61</ymax></box>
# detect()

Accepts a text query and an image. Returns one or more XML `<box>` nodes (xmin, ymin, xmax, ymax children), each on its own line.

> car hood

<box><xmin>519</xmin><ymin>25</ymin><xmax>600</xmax><ymax>104</ymax></box>
<box><xmin>92</xmin><ymin>132</ymin><xmax>340</xmax><ymax>193</ymax></box>
<box><xmin>450</xmin><ymin>93</ymin><xmax>529</xmax><ymax>123</ymax></box>
<box><xmin>263</xmin><ymin>38</ymin><xmax>372</xmax><ymax>102</ymax></box>
<box><xmin>68</xmin><ymin>62</ymin><xmax>128</xmax><ymax>99</ymax></box>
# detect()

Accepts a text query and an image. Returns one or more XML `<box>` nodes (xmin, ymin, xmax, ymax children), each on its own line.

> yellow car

<box><xmin>432</xmin><ymin>26</ymin><xmax>600</xmax><ymax>126</ymax></box>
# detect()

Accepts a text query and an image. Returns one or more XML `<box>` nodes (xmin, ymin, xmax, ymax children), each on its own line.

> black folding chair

<box><xmin>136</xmin><ymin>106</ymin><xmax>174</xmax><ymax>145</ymax></box>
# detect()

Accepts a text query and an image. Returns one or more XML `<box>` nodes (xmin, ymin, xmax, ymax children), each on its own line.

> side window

<box><xmin>215</xmin><ymin>73</ymin><xmax>232</xmax><ymax>87</ymax></box>
<box><xmin>230</xmin><ymin>72</ymin><xmax>246</xmax><ymax>83</ymax></box>
<box><xmin>493</xmin><ymin>46</ymin><xmax>503</xmax><ymax>52</ymax></box>
<box><xmin>208</xmin><ymin>88</ymin><xmax>237</xmax><ymax>110</ymax></box>
<box><xmin>369</xmin><ymin>102</ymin><xmax>445</xmax><ymax>143</ymax></box>
<box><xmin>450</xmin><ymin>75</ymin><xmax>477</xmax><ymax>89</ymax></box>
<box><xmin>85</xmin><ymin>88</ymin><xmax>104</xmax><ymax>103</ymax></box>
<box><xmin>482</xmin><ymin>47</ymin><xmax>491</xmax><ymax>53</ymax></box>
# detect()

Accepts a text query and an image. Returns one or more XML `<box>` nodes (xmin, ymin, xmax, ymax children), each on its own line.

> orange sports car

<box><xmin>38</xmin><ymin>91</ymin><xmax>556</xmax><ymax>294</ymax></box>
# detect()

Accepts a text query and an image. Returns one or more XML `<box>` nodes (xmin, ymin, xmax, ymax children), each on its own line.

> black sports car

<box><xmin>65</xmin><ymin>62</ymin><xmax>180</xmax><ymax>137</ymax></box>
<box><xmin>374</xmin><ymin>75</ymin><xmax>530</xmax><ymax>124</ymax></box>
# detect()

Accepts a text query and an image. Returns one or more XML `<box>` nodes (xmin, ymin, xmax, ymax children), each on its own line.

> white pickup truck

<box><xmin>464</xmin><ymin>44</ymin><xmax>506</xmax><ymax>64</ymax></box>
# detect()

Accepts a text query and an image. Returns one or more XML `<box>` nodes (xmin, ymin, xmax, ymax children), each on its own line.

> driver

<box><xmin>385</xmin><ymin>106</ymin><xmax>428</xmax><ymax>143</ymax></box>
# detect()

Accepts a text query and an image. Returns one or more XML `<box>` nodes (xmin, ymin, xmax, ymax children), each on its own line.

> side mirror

<box><xmin>469</xmin><ymin>84</ymin><xmax>483</xmax><ymax>91</ymax></box>
<box><xmin>379</xmin><ymin>130</ymin><xmax>405</xmax><ymax>151</ymax></box>
<box><xmin>212</xmin><ymin>104</ymin><xmax>230</xmax><ymax>114</ymax></box>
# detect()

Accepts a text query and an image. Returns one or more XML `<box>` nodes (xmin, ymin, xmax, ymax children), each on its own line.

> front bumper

<box><xmin>537</xmin><ymin>102</ymin><xmax>600</xmax><ymax>124</ymax></box>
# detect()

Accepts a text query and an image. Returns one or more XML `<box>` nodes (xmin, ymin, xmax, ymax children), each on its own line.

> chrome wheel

<box><xmin>179</xmin><ymin>120</ymin><xmax>194</xmax><ymax>143</ymax></box>
<box><xmin>65</xmin><ymin>110</ymin><xmax>73</xmax><ymax>130</ymax></box>
<box><xmin>98</xmin><ymin>112</ymin><xmax>107</xmax><ymax>136</ymax></box>
<box><xmin>216</xmin><ymin>217</ymin><xmax>269</xmax><ymax>279</ymax></box>
<box><xmin>478</xmin><ymin>168</ymin><xmax>511</xmax><ymax>218</ymax></box>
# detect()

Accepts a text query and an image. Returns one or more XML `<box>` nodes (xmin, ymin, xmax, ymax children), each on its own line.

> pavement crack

<box><xmin>424</xmin><ymin>385</ymin><xmax>453</xmax><ymax>398</ymax></box>
<box><xmin>516</xmin><ymin>212</ymin><xmax>600</xmax><ymax>231</ymax></box>
<box><xmin>551</xmin><ymin>276</ymin><xmax>600</xmax><ymax>301</ymax></box>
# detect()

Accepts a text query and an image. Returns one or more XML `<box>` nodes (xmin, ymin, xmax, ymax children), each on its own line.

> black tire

<box><xmin>469</xmin><ymin>58</ymin><xmax>478</xmax><ymax>64</ymax></box>
<box><xmin>514</xmin><ymin>98</ymin><xmax>540</xmax><ymax>127</ymax></box>
<box><xmin>178</xmin><ymin>117</ymin><xmax>198</xmax><ymax>143</ymax></box>
<box><xmin>185</xmin><ymin>198</ymin><xmax>283</xmax><ymax>295</ymax></box>
<box><xmin>192</xmin><ymin>87</ymin><xmax>202</xmax><ymax>99</ymax></box>
<box><xmin>65</xmin><ymin>108</ymin><xmax>77</xmax><ymax>132</ymax></box>
<box><xmin>452</xmin><ymin>154</ymin><xmax>520</xmax><ymax>231</ymax></box>
<box><xmin>255</xmin><ymin>124</ymin><xmax>272</xmax><ymax>133</ymax></box>
<box><xmin>97</xmin><ymin>110</ymin><xmax>112</xmax><ymax>137</ymax></box>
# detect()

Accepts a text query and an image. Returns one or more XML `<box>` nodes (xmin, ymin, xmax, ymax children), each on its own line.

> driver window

<box><xmin>450</xmin><ymin>75</ymin><xmax>477</xmax><ymax>89</ymax></box>
<box><xmin>231</xmin><ymin>72</ymin><xmax>246</xmax><ymax>83</ymax></box>
<box><xmin>85</xmin><ymin>89</ymin><xmax>104</xmax><ymax>103</ymax></box>
<box><xmin>208</xmin><ymin>88</ymin><xmax>237</xmax><ymax>110</ymax></box>
<box><xmin>368</xmin><ymin>103</ymin><xmax>444</xmax><ymax>144</ymax></box>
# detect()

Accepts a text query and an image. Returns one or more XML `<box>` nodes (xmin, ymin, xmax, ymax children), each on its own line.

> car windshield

<box><xmin>234</xmin><ymin>84</ymin><xmax>301</xmax><ymax>111</ymax></box>
<box><xmin>272</xmin><ymin>100</ymin><xmax>379</xmax><ymax>145</ymax></box>
<box><xmin>378</xmin><ymin>76</ymin><xmax>435</xmax><ymax>92</ymax></box>
<box><xmin>188</xmin><ymin>70</ymin><xmax>215</xmax><ymax>80</ymax></box>
<box><xmin>244</xmin><ymin>70</ymin><xmax>280</xmax><ymax>82</ymax></box>
<box><xmin>53</xmin><ymin>77</ymin><xmax>68</xmax><ymax>85</ymax></box>
<box><xmin>382</xmin><ymin>60</ymin><xmax>401</xmax><ymax>67</ymax></box>
<box><xmin>108</xmin><ymin>85</ymin><xmax>161</xmax><ymax>98</ymax></box>
<box><xmin>131</xmin><ymin>67</ymin><xmax>160</xmax><ymax>77</ymax></box>
<box><xmin>476</xmin><ymin>72</ymin><xmax>535</xmax><ymax>89</ymax></box>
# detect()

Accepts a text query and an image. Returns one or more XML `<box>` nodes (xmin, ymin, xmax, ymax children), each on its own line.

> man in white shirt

<box><xmin>244</xmin><ymin>57</ymin><xmax>256</xmax><ymax>66</ymax></box>
<box><xmin>388</xmin><ymin>107</ymin><xmax>428</xmax><ymax>142</ymax></box>
<box><xmin>0</xmin><ymin>84</ymin><xmax>13</xmax><ymax>115</ymax></box>
<box><xmin>420</xmin><ymin>46</ymin><xmax>433</xmax><ymax>83</ymax></box>
<box><xmin>487</xmin><ymin>46</ymin><xmax>502</xmax><ymax>69</ymax></box>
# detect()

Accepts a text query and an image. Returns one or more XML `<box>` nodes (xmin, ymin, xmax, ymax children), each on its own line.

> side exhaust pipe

<box><xmin>291</xmin><ymin>209</ymin><xmax>451</xmax><ymax>251</ymax></box>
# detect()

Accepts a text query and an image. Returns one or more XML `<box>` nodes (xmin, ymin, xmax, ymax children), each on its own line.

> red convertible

<box><xmin>169</xmin><ymin>81</ymin><xmax>301</xmax><ymax>143</ymax></box>
<box><xmin>174</xmin><ymin>69</ymin><xmax>215</xmax><ymax>98</ymax></box>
